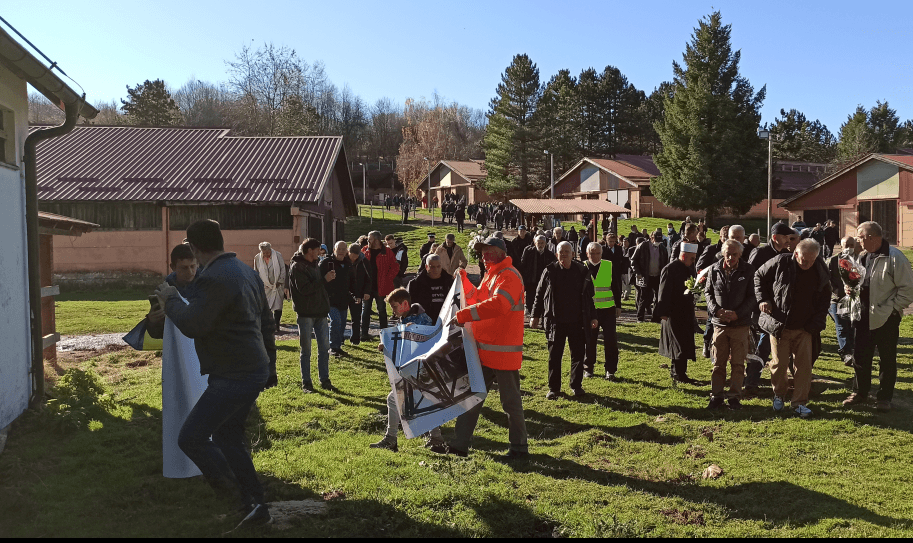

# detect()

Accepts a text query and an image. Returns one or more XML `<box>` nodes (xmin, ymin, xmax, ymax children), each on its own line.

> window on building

<box><xmin>857</xmin><ymin>200</ymin><xmax>897</xmax><ymax>243</ymax></box>
<box><xmin>0</xmin><ymin>107</ymin><xmax>16</xmax><ymax>167</ymax></box>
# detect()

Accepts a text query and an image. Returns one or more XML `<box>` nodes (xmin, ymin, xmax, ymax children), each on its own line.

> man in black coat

<box><xmin>653</xmin><ymin>242</ymin><xmax>700</xmax><ymax>384</ymax></box>
<box><xmin>406</xmin><ymin>254</ymin><xmax>454</xmax><ymax>324</ymax></box>
<box><xmin>754</xmin><ymin>239</ymin><xmax>831</xmax><ymax>419</ymax></box>
<box><xmin>670</xmin><ymin>223</ymin><xmax>699</xmax><ymax>264</ymax></box>
<box><xmin>631</xmin><ymin>231</ymin><xmax>669</xmax><ymax>321</ymax></box>
<box><xmin>696</xmin><ymin>226</ymin><xmax>729</xmax><ymax>272</ymax></box>
<box><xmin>531</xmin><ymin>241</ymin><xmax>598</xmax><ymax>399</ymax></box>
<box><xmin>521</xmin><ymin>235</ymin><xmax>556</xmax><ymax>316</ymax></box>
<box><xmin>346</xmin><ymin>243</ymin><xmax>371</xmax><ymax>346</ymax></box>
<box><xmin>600</xmin><ymin>232</ymin><xmax>627</xmax><ymax>288</ymax></box>
<box><xmin>511</xmin><ymin>225</ymin><xmax>533</xmax><ymax>262</ymax></box>
<box><xmin>704</xmin><ymin>240</ymin><xmax>757</xmax><ymax>409</ymax></box>
<box><xmin>419</xmin><ymin>233</ymin><xmax>436</xmax><ymax>262</ymax></box>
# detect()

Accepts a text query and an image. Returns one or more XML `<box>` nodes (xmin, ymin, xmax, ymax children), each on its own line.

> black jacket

<box><xmin>531</xmin><ymin>260</ymin><xmax>596</xmax><ymax>325</ymax></box>
<box><xmin>754</xmin><ymin>253</ymin><xmax>831</xmax><ymax>338</ymax></box>
<box><xmin>164</xmin><ymin>252</ymin><xmax>275</xmax><ymax>380</ymax></box>
<box><xmin>521</xmin><ymin>245</ymin><xmax>557</xmax><ymax>291</ymax></box>
<box><xmin>319</xmin><ymin>255</ymin><xmax>355</xmax><ymax>308</ymax></box>
<box><xmin>407</xmin><ymin>269</ymin><xmax>454</xmax><ymax>324</ymax></box>
<box><xmin>632</xmin><ymin>241</ymin><xmax>669</xmax><ymax>278</ymax></box>
<box><xmin>349</xmin><ymin>253</ymin><xmax>371</xmax><ymax>300</ymax></box>
<box><xmin>601</xmin><ymin>244</ymin><xmax>628</xmax><ymax>281</ymax></box>
<box><xmin>394</xmin><ymin>242</ymin><xmax>409</xmax><ymax>275</ymax></box>
<box><xmin>705</xmin><ymin>259</ymin><xmax>757</xmax><ymax>327</ymax></box>
<box><xmin>288</xmin><ymin>253</ymin><xmax>330</xmax><ymax>318</ymax></box>
<box><xmin>748</xmin><ymin>243</ymin><xmax>788</xmax><ymax>269</ymax></box>
<box><xmin>419</xmin><ymin>240</ymin><xmax>435</xmax><ymax>262</ymax></box>
<box><xmin>511</xmin><ymin>232</ymin><xmax>534</xmax><ymax>262</ymax></box>
<box><xmin>696</xmin><ymin>241</ymin><xmax>722</xmax><ymax>271</ymax></box>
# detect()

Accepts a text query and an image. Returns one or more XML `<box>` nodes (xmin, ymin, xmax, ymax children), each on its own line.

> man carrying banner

<box><xmin>444</xmin><ymin>236</ymin><xmax>529</xmax><ymax>460</ymax></box>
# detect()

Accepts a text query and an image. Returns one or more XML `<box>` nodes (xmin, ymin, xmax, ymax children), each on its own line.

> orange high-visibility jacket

<box><xmin>456</xmin><ymin>256</ymin><xmax>526</xmax><ymax>370</ymax></box>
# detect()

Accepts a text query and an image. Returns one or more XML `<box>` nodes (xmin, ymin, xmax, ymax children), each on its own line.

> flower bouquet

<box><xmin>684</xmin><ymin>267</ymin><xmax>712</xmax><ymax>301</ymax></box>
<box><xmin>836</xmin><ymin>251</ymin><xmax>865</xmax><ymax>321</ymax></box>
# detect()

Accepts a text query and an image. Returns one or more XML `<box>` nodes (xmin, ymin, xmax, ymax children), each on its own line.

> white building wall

<box><xmin>0</xmin><ymin>64</ymin><xmax>31</xmax><ymax>428</ymax></box>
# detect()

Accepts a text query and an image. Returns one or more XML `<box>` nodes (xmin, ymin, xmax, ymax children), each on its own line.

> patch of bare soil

<box><xmin>659</xmin><ymin>508</ymin><xmax>705</xmax><ymax>526</ymax></box>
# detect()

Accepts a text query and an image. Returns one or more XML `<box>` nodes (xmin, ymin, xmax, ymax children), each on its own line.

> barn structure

<box><xmin>419</xmin><ymin>159</ymin><xmax>491</xmax><ymax>204</ymax></box>
<box><xmin>35</xmin><ymin>126</ymin><xmax>358</xmax><ymax>279</ymax></box>
<box><xmin>781</xmin><ymin>153</ymin><xmax>913</xmax><ymax>246</ymax></box>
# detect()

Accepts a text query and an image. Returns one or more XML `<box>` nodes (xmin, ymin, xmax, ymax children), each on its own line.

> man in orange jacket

<box><xmin>441</xmin><ymin>237</ymin><xmax>529</xmax><ymax>460</ymax></box>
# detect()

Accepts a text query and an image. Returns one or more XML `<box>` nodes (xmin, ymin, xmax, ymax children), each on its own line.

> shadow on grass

<box><xmin>495</xmin><ymin>450</ymin><xmax>912</xmax><ymax>530</ymax></box>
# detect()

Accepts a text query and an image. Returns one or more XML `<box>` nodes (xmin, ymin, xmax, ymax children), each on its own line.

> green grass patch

<box><xmin>6</xmin><ymin>293</ymin><xmax>913</xmax><ymax>536</ymax></box>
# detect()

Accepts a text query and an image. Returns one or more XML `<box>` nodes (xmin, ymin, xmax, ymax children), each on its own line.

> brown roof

<box><xmin>33</xmin><ymin>126</ymin><xmax>353</xmax><ymax>207</ymax></box>
<box><xmin>509</xmin><ymin>199</ymin><xmax>629</xmax><ymax>215</ymax></box>
<box><xmin>587</xmin><ymin>158</ymin><xmax>657</xmax><ymax>181</ymax></box>
<box><xmin>38</xmin><ymin>211</ymin><xmax>98</xmax><ymax>236</ymax></box>
<box><xmin>613</xmin><ymin>154</ymin><xmax>661</xmax><ymax>177</ymax></box>
<box><xmin>780</xmin><ymin>153</ymin><xmax>913</xmax><ymax>208</ymax></box>
<box><xmin>444</xmin><ymin>160</ymin><xmax>486</xmax><ymax>181</ymax></box>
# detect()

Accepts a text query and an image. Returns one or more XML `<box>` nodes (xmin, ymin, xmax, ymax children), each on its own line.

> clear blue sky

<box><xmin>4</xmin><ymin>0</ymin><xmax>911</xmax><ymax>134</ymax></box>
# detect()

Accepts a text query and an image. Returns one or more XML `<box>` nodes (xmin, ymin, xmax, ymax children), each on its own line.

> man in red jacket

<box><xmin>361</xmin><ymin>231</ymin><xmax>400</xmax><ymax>340</ymax></box>
<box><xmin>441</xmin><ymin>236</ymin><xmax>528</xmax><ymax>460</ymax></box>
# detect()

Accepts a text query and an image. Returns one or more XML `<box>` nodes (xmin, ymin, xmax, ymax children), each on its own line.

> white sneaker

<box><xmin>772</xmin><ymin>396</ymin><xmax>785</xmax><ymax>412</ymax></box>
<box><xmin>795</xmin><ymin>405</ymin><xmax>813</xmax><ymax>419</ymax></box>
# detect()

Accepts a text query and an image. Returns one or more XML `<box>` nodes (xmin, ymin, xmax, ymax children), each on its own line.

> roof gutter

<box><xmin>23</xmin><ymin>102</ymin><xmax>81</xmax><ymax>408</ymax></box>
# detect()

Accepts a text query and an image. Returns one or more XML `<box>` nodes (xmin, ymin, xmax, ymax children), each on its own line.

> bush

<box><xmin>44</xmin><ymin>368</ymin><xmax>116</xmax><ymax>431</ymax></box>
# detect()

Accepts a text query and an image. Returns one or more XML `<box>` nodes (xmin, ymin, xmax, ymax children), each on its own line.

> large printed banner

<box><xmin>380</xmin><ymin>270</ymin><xmax>487</xmax><ymax>438</ymax></box>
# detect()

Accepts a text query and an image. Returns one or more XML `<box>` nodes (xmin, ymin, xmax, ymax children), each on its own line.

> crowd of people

<box><xmin>148</xmin><ymin>212</ymin><xmax>913</xmax><ymax>528</ymax></box>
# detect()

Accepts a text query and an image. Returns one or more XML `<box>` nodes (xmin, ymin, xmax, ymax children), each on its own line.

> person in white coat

<box><xmin>254</xmin><ymin>242</ymin><xmax>287</xmax><ymax>330</ymax></box>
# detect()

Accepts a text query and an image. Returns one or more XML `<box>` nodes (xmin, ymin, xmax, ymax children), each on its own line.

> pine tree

<box><xmin>868</xmin><ymin>100</ymin><xmax>906</xmax><ymax>153</ymax></box>
<box><xmin>652</xmin><ymin>12</ymin><xmax>767</xmax><ymax>223</ymax></box>
<box><xmin>836</xmin><ymin>106</ymin><xmax>877</xmax><ymax>162</ymax></box>
<box><xmin>535</xmin><ymin>70</ymin><xmax>580</xmax><ymax>181</ymax></box>
<box><xmin>482</xmin><ymin>54</ymin><xmax>542</xmax><ymax>198</ymax></box>
<box><xmin>120</xmin><ymin>79</ymin><xmax>182</xmax><ymax>126</ymax></box>
<box><xmin>596</xmin><ymin>66</ymin><xmax>643</xmax><ymax>157</ymax></box>
<box><xmin>770</xmin><ymin>109</ymin><xmax>836</xmax><ymax>163</ymax></box>
<box><xmin>575</xmin><ymin>68</ymin><xmax>602</xmax><ymax>156</ymax></box>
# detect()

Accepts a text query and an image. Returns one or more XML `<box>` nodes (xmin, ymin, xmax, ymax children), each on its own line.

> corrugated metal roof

<box><xmin>37</xmin><ymin>211</ymin><xmax>98</xmax><ymax>235</ymax></box>
<box><xmin>33</xmin><ymin>126</ymin><xmax>345</xmax><ymax>203</ymax></box>
<box><xmin>509</xmin><ymin>198</ymin><xmax>629</xmax><ymax>214</ymax></box>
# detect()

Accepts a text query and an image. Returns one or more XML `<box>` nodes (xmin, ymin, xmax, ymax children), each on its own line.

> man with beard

<box><xmin>653</xmin><ymin>242</ymin><xmax>700</xmax><ymax>385</ymax></box>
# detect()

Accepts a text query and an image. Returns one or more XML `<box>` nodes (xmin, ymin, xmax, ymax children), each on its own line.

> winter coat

<box><xmin>434</xmin><ymin>243</ymin><xmax>468</xmax><ymax>276</ymax></box>
<box><xmin>164</xmin><ymin>252</ymin><xmax>275</xmax><ymax>380</ymax></box>
<box><xmin>349</xmin><ymin>253</ymin><xmax>371</xmax><ymax>300</ymax></box>
<box><xmin>362</xmin><ymin>244</ymin><xmax>400</xmax><ymax>297</ymax></box>
<box><xmin>653</xmin><ymin>259</ymin><xmax>697</xmax><ymax>361</ymax></box>
<box><xmin>632</xmin><ymin>241</ymin><xmax>669</xmax><ymax>278</ymax></box>
<box><xmin>863</xmin><ymin>242</ymin><xmax>913</xmax><ymax>330</ymax></box>
<box><xmin>511</xmin><ymin>232</ymin><xmax>534</xmax><ymax>262</ymax></box>
<box><xmin>753</xmin><ymin>253</ymin><xmax>831</xmax><ymax>338</ymax></box>
<box><xmin>520</xmin><ymin>245</ymin><xmax>557</xmax><ymax>293</ymax></box>
<box><xmin>288</xmin><ymin>252</ymin><xmax>330</xmax><ymax>318</ymax></box>
<box><xmin>393</xmin><ymin>242</ymin><xmax>409</xmax><ymax>275</ymax></box>
<box><xmin>705</xmin><ymin>259</ymin><xmax>757</xmax><ymax>328</ymax></box>
<box><xmin>531</xmin><ymin>260</ymin><xmax>596</xmax><ymax>328</ymax></box>
<box><xmin>318</xmin><ymin>255</ymin><xmax>355</xmax><ymax>309</ymax></box>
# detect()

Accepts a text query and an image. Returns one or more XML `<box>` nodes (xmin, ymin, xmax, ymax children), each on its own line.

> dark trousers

<box><xmin>361</xmin><ymin>291</ymin><xmax>388</xmax><ymax>332</ymax></box>
<box><xmin>456</xmin><ymin>218</ymin><xmax>464</xmax><ymax>232</ymax></box>
<box><xmin>636</xmin><ymin>275</ymin><xmax>660</xmax><ymax>319</ymax></box>
<box><xmin>829</xmin><ymin>302</ymin><xmax>855</xmax><ymax>355</ymax></box>
<box><xmin>670</xmin><ymin>357</ymin><xmax>689</xmax><ymax>381</ymax></box>
<box><xmin>853</xmin><ymin>311</ymin><xmax>901</xmax><ymax>402</ymax></box>
<box><xmin>451</xmin><ymin>366</ymin><xmax>528</xmax><ymax>453</ymax></box>
<box><xmin>178</xmin><ymin>373</ymin><xmax>268</xmax><ymax>506</ymax></box>
<box><xmin>585</xmin><ymin>309</ymin><xmax>618</xmax><ymax>374</ymax></box>
<box><xmin>348</xmin><ymin>301</ymin><xmax>363</xmax><ymax>340</ymax></box>
<box><xmin>547</xmin><ymin>322</ymin><xmax>586</xmax><ymax>392</ymax></box>
<box><xmin>273</xmin><ymin>309</ymin><xmax>283</xmax><ymax>330</ymax></box>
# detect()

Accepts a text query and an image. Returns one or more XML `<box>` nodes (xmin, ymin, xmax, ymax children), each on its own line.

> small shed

<box><xmin>38</xmin><ymin>211</ymin><xmax>98</xmax><ymax>362</ymax></box>
<box><xmin>509</xmin><ymin>198</ymin><xmax>628</xmax><ymax>229</ymax></box>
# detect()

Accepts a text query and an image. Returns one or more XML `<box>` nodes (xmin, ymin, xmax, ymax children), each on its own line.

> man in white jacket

<box><xmin>253</xmin><ymin>242</ymin><xmax>287</xmax><ymax>330</ymax></box>
<box><xmin>843</xmin><ymin>221</ymin><xmax>913</xmax><ymax>412</ymax></box>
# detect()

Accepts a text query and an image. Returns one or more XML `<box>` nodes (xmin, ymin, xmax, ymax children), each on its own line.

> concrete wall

<box><xmin>0</xmin><ymin>64</ymin><xmax>31</xmax><ymax>428</ymax></box>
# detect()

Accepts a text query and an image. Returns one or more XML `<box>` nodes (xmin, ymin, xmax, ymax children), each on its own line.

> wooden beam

<box><xmin>42</xmin><ymin>332</ymin><xmax>60</xmax><ymax>350</ymax></box>
<box><xmin>40</xmin><ymin>285</ymin><xmax>60</xmax><ymax>298</ymax></box>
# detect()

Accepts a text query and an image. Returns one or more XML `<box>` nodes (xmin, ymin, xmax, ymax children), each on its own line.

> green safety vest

<box><xmin>589</xmin><ymin>260</ymin><xmax>615</xmax><ymax>309</ymax></box>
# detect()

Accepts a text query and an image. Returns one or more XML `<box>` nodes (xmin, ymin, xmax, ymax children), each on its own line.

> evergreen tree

<box><xmin>770</xmin><ymin>108</ymin><xmax>836</xmax><ymax>163</ymax></box>
<box><xmin>596</xmin><ymin>66</ymin><xmax>643</xmax><ymax>157</ymax></box>
<box><xmin>535</xmin><ymin>70</ymin><xmax>580</xmax><ymax>181</ymax></box>
<box><xmin>575</xmin><ymin>68</ymin><xmax>602</xmax><ymax>156</ymax></box>
<box><xmin>638</xmin><ymin>82</ymin><xmax>673</xmax><ymax>155</ymax></box>
<box><xmin>652</xmin><ymin>12</ymin><xmax>767</xmax><ymax>223</ymax></box>
<box><xmin>868</xmin><ymin>100</ymin><xmax>906</xmax><ymax>153</ymax></box>
<box><xmin>482</xmin><ymin>54</ymin><xmax>542</xmax><ymax>197</ymax></box>
<box><xmin>836</xmin><ymin>106</ymin><xmax>877</xmax><ymax>162</ymax></box>
<box><xmin>120</xmin><ymin>79</ymin><xmax>182</xmax><ymax>126</ymax></box>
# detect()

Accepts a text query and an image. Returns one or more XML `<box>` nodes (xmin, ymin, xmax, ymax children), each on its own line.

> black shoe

<box><xmin>263</xmin><ymin>373</ymin><xmax>278</xmax><ymax>390</ymax></box>
<box><xmin>728</xmin><ymin>398</ymin><xmax>743</xmax><ymax>410</ymax></box>
<box><xmin>331</xmin><ymin>348</ymin><xmax>346</xmax><ymax>357</ymax></box>
<box><xmin>572</xmin><ymin>388</ymin><xmax>586</xmax><ymax>398</ymax></box>
<box><xmin>446</xmin><ymin>446</ymin><xmax>469</xmax><ymax>458</ymax></box>
<box><xmin>350</xmin><ymin>336</ymin><xmax>361</xmax><ymax>346</ymax></box>
<box><xmin>302</xmin><ymin>381</ymin><xmax>315</xmax><ymax>393</ymax></box>
<box><xmin>503</xmin><ymin>450</ymin><xmax>529</xmax><ymax>461</ymax></box>
<box><xmin>360</xmin><ymin>334</ymin><xmax>373</xmax><ymax>342</ymax></box>
<box><xmin>707</xmin><ymin>396</ymin><xmax>726</xmax><ymax>410</ymax></box>
<box><xmin>234</xmin><ymin>503</ymin><xmax>271</xmax><ymax>530</ymax></box>
<box><xmin>742</xmin><ymin>386</ymin><xmax>759</xmax><ymax>399</ymax></box>
<box><xmin>320</xmin><ymin>380</ymin><xmax>337</xmax><ymax>392</ymax></box>
<box><xmin>428</xmin><ymin>443</ymin><xmax>449</xmax><ymax>455</ymax></box>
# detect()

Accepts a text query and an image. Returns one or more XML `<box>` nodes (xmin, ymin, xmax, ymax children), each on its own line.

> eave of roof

<box><xmin>546</xmin><ymin>157</ymin><xmax>650</xmax><ymax>196</ymax></box>
<box><xmin>779</xmin><ymin>153</ymin><xmax>913</xmax><ymax>208</ymax></box>
<box><xmin>0</xmin><ymin>26</ymin><xmax>98</xmax><ymax>119</ymax></box>
<box><xmin>509</xmin><ymin>198</ymin><xmax>629</xmax><ymax>214</ymax></box>
<box><xmin>38</xmin><ymin>211</ymin><xmax>98</xmax><ymax>236</ymax></box>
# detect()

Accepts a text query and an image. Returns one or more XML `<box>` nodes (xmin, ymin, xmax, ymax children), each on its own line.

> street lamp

<box><xmin>424</xmin><ymin>157</ymin><xmax>433</xmax><ymax>227</ymax></box>
<box><xmin>758</xmin><ymin>129</ymin><xmax>781</xmax><ymax>237</ymax></box>
<box><xmin>543</xmin><ymin>149</ymin><xmax>554</xmax><ymax>199</ymax></box>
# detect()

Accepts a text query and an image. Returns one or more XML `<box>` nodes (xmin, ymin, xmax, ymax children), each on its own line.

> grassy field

<box><xmin>5</xmin><ymin>279</ymin><xmax>913</xmax><ymax>536</ymax></box>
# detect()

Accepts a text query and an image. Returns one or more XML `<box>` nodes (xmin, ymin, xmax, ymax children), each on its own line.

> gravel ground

<box><xmin>59</xmin><ymin>333</ymin><xmax>128</xmax><ymax>352</ymax></box>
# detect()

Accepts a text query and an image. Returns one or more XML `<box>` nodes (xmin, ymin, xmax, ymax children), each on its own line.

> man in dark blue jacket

<box><xmin>704</xmin><ymin>240</ymin><xmax>756</xmax><ymax>410</ymax></box>
<box><xmin>156</xmin><ymin>219</ymin><xmax>275</xmax><ymax>529</ymax></box>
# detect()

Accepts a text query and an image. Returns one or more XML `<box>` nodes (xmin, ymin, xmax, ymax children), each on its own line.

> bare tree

<box><xmin>225</xmin><ymin>43</ymin><xmax>307</xmax><ymax>135</ymax></box>
<box><xmin>174</xmin><ymin>78</ymin><xmax>230</xmax><ymax>126</ymax></box>
<box><xmin>28</xmin><ymin>92</ymin><xmax>65</xmax><ymax>124</ymax></box>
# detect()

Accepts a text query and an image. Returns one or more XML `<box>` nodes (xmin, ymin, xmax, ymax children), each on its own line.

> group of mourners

<box><xmin>145</xmin><ymin>211</ymin><xmax>913</xmax><ymax>529</ymax></box>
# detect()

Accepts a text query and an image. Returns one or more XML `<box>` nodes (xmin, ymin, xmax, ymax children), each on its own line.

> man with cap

<box><xmin>631</xmin><ymin>230</ymin><xmax>669</xmax><ymax>322</ymax></box>
<box><xmin>420</xmin><ymin>233</ymin><xmax>436</xmax><ymax>263</ymax></box>
<box><xmin>253</xmin><ymin>241</ymin><xmax>287</xmax><ymax>330</ymax></box>
<box><xmin>531</xmin><ymin>241</ymin><xmax>598</xmax><ymax>399</ymax></box>
<box><xmin>582</xmin><ymin>242</ymin><xmax>622</xmax><ymax>381</ymax></box>
<box><xmin>653</xmin><ymin>241</ymin><xmax>700</xmax><ymax>384</ymax></box>
<box><xmin>443</xmin><ymin>235</ymin><xmax>529</xmax><ymax>459</ymax></box>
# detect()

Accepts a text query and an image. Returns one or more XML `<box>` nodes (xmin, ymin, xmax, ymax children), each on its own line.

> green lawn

<box><xmin>4</xmin><ymin>291</ymin><xmax>913</xmax><ymax>537</ymax></box>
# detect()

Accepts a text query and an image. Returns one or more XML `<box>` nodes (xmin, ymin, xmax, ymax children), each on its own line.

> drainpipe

<box><xmin>23</xmin><ymin>100</ymin><xmax>81</xmax><ymax>408</ymax></box>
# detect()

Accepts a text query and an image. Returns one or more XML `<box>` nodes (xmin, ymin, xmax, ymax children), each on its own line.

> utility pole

<box><xmin>424</xmin><ymin>157</ymin><xmax>433</xmax><ymax>227</ymax></box>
